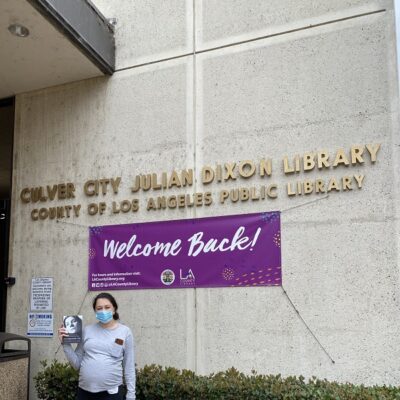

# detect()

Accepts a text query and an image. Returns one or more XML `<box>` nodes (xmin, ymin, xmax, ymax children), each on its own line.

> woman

<box><xmin>58</xmin><ymin>293</ymin><xmax>136</xmax><ymax>400</ymax></box>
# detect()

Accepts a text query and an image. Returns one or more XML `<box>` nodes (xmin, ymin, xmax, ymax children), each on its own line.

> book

<box><xmin>63</xmin><ymin>315</ymin><xmax>83</xmax><ymax>344</ymax></box>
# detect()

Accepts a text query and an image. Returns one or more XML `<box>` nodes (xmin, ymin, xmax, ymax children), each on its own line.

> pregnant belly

<box><xmin>79</xmin><ymin>357</ymin><xmax>123</xmax><ymax>389</ymax></box>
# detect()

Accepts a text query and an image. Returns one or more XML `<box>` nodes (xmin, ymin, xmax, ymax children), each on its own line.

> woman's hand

<box><xmin>58</xmin><ymin>325</ymin><xmax>69</xmax><ymax>344</ymax></box>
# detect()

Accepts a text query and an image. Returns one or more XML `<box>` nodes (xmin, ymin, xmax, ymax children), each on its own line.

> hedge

<box><xmin>34</xmin><ymin>360</ymin><xmax>400</xmax><ymax>400</ymax></box>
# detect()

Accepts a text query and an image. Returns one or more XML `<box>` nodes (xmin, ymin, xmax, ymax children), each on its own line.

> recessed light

<box><xmin>8</xmin><ymin>23</ymin><xmax>30</xmax><ymax>38</ymax></box>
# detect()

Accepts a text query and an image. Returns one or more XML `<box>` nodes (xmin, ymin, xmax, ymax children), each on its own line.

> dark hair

<box><xmin>92</xmin><ymin>292</ymin><xmax>120</xmax><ymax>320</ymax></box>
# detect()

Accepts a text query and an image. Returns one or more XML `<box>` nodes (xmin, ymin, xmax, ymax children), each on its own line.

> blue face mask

<box><xmin>96</xmin><ymin>310</ymin><xmax>113</xmax><ymax>324</ymax></box>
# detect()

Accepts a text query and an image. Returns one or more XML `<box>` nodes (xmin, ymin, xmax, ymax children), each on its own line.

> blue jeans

<box><xmin>76</xmin><ymin>386</ymin><xmax>124</xmax><ymax>400</ymax></box>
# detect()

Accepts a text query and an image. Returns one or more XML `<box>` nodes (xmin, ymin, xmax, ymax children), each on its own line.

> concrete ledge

<box><xmin>28</xmin><ymin>0</ymin><xmax>115</xmax><ymax>74</ymax></box>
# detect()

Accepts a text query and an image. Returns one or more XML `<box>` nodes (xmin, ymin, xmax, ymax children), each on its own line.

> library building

<box><xmin>1</xmin><ymin>0</ymin><xmax>400</xmax><ymax>398</ymax></box>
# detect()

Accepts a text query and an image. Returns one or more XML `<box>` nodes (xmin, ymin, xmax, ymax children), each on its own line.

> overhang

<box><xmin>0</xmin><ymin>0</ymin><xmax>115</xmax><ymax>99</ymax></box>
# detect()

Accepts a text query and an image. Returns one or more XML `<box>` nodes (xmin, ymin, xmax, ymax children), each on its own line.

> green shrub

<box><xmin>35</xmin><ymin>361</ymin><xmax>400</xmax><ymax>400</ymax></box>
<box><xmin>136</xmin><ymin>365</ymin><xmax>400</xmax><ymax>400</ymax></box>
<box><xmin>34</xmin><ymin>360</ymin><xmax>79</xmax><ymax>400</ymax></box>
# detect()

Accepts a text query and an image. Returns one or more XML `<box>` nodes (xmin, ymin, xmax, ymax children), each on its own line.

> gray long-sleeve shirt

<box><xmin>63</xmin><ymin>322</ymin><xmax>135</xmax><ymax>399</ymax></box>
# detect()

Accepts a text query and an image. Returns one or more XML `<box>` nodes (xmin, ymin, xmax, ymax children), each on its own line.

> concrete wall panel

<box><xmin>195</xmin><ymin>12</ymin><xmax>396</xmax><ymax>221</ymax></box>
<box><xmin>194</xmin><ymin>10</ymin><xmax>400</xmax><ymax>383</ymax></box>
<box><xmin>8</xmin><ymin>57</ymin><xmax>197</xmax><ymax>394</ymax></box>
<box><xmin>93</xmin><ymin>0</ymin><xmax>193</xmax><ymax>69</ymax></box>
<box><xmin>196</xmin><ymin>0</ymin><xmax>392</xmax><ymax>51</ymax></box>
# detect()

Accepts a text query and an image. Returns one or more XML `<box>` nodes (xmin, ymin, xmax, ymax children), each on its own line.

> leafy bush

<box><xmin>136</xmin><ymin>365</ymin><xmax>400</xmax><ymax>400</ymax></box>
<box><xmin>35</xmin><ymin>361</ymin><xmax>400</xmax><ymax>400</ymax></box>
<box><xmin>34</xmin><ymin>360</ymin><xmax>78</xmax><ymax>400</ymax></box>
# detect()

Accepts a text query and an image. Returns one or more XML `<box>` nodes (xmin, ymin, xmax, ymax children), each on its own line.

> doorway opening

<box><xmin>0</xmin><ymin>97</ymin><xmax>14</xmax><ymax>332</ymax></box>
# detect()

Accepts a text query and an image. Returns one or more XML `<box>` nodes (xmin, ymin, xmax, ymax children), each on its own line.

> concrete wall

<box><xmin>6</xmin><ymin>0</ymin><xmax>400</xmax><ymax>398</ymax></box>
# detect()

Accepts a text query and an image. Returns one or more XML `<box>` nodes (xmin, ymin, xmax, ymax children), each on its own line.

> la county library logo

<box><xmin>161</xmin><ymin>269</ymin><xmax>175</xmax><ymax>286</ymax></box>
<box><xmin>180</xmin><ymin>269</ymin><xmax>195</xmax><ymax>286</ymax></box>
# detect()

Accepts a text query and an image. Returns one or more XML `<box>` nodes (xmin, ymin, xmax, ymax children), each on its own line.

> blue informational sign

<box><xmin>27</xmin><ymin>313</ymin><xmax>53</xmax><ymax>337</ymax></box>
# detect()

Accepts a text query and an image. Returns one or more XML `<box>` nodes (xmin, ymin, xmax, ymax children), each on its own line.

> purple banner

<box><xmin>88</xmin><ymin>211</ymin><xmax>281</xmax><ymax>291</ymax></box>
